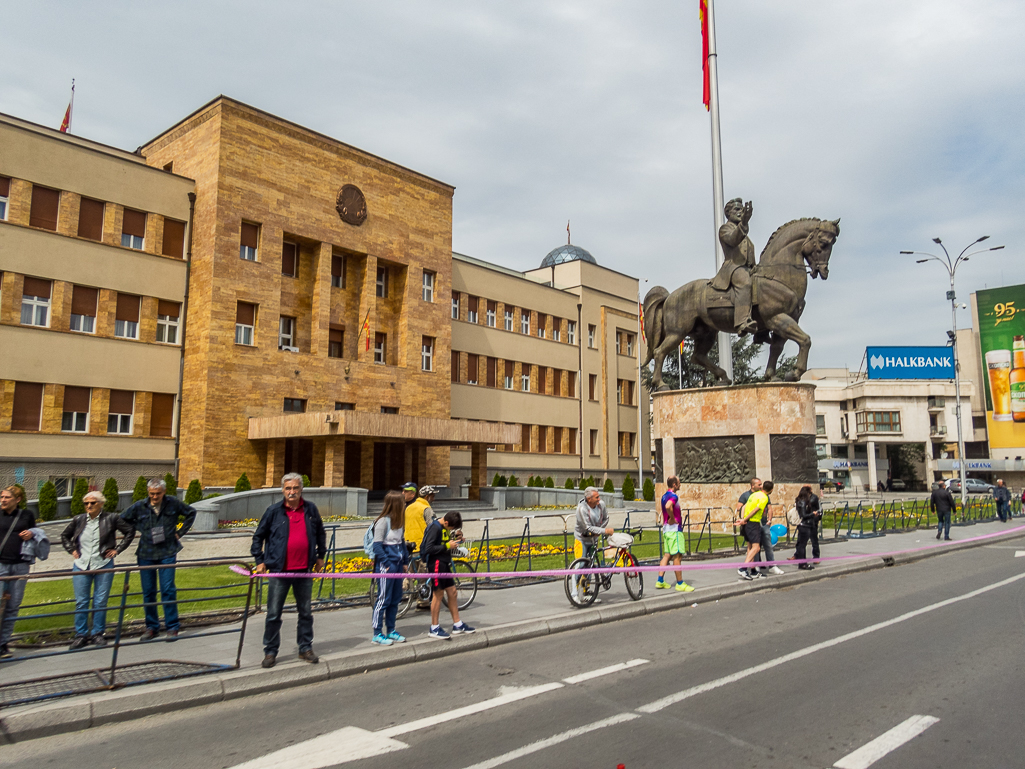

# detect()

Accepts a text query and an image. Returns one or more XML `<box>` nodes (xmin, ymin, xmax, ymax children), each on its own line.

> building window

<box><xmin>552</xmin><ymin>318</ymin><xmax>561</xmax><ymax>342</ymax></box>
<box><xmin>150</xmin><ymin>393</ymin><xmax>175</xmax><ymax>437</ymax></box>
<box><xmin>588</xmin><ymin>324</ymin><xmax>596</xmax><ymax>348</ymax></box>
<box><xmin>467</xmin><ymin>297</ymin><xmax>479</xmax><ymax>324</ymax></box>
<box><xmin>121</xmin><ymin>208</ymin><xmax>146</xmax><ymax>250</ymax></box>
<box><xmin>505</xmin><ymin>360</ymin><xmax>514</xmax><ymax>389</ymax></box>
<box><xmin>521</xmin><ymin>425</ymin><xmax>531</xmax><ymax>453</ymax></box>
<box><xmin>538</xmin><ymin>367</ymin><xmax>547</xmax><ymax>395</ymax></box>
<box><xmin>567</xmin><ymin>320</ymin><xmax>576</xmax><ymax>345</ymax></box>
<box><xmin>70</xmin><ymin>285</ymin><xmax>97</xmax><ymax>334</ymax></box>
<box><xmin>537</xmin><ymin>314</ymin><xmax>547</xmax><ymax>339</ymax></box>
<box><xmin>816</xmin><ymin>414</ymin><xmax>826</xmax><ymax>436</ymax></box>
<box><xmin>589</xmin><ymin>429</ymin><xmax>599</xmax><ymax>456</ymax></box>
<box><xmin>30</xmin><ymin>186</ymin><xmax>60</xmax><ymax>231</ymax></box>
<box><xmin>12</xmin><ymin>382</ymin><xmax>44</xmax><ymax>432</ymax></box>
<box><xmin>617</xmin><ymin>331</ymin><xmax>635</xmax><ymax>356</ymax></box>
<box><xmin>467</xmin><ymin>353</ymin><xmax>479</xmax><ymax>385</ymax></box>
<box><xmin>451</xmin><ymin>351</ymin><xmax>460</xmax><ymax>383</ymax></box>
<box><xmin>61</xmin><ymin>386</ymin><xmax>91</xmax><ymax>433</ymax></box>
<box><xmin>283</xmin><ymin>398</ymin><xmax>306</xmax><ymax>413</ymax></box>
<box><xmin>504</xmin><ymin>308</ymin><xmax>514</xmax><ymax>331</ymax></box>
<box><xmin>0</xmin><ymin>177</ymin><xmax>9</xmax><ymax>220</ymax></box>
<box><xmin>568</xmin><ymin>427</ymin><xmax>578</xmax><ymax>454</ymax></box>
<box><xmin>329</xmin><ymin>328</ymin><xmax>344</xmax><ymax>359</ymax></box>
<box><xmin>21</xmin><ymin>277</ymin><xmax>51</xmax><ymax>327</ymax></box>
<box><xmin>278</xmin><ymin>316</ymin><xmax>296</xmax><ymax>350</ymax></box>
<box><xmin>486</xmin><ymin>356</ymin><xmax>497</xmax><ymax>387</ymax></box>
<box><xmin>107</xmin><ymin>390</ymin><xmax>134</xmax><ymax>434</ymax></box>
<box><xmin>452</xmin><ymin>292</ymin><xmax>460</xmax><ymax>320</ymax></box>
<box><xmin>617</xmin><ymin>380</ymin><xmax>634</xmax><ymax>406</ymax></box>
<box><xmin>626</xmin><ymin>333</ymin><xmax>634</xmax><ymax>356</ymax></box>
<box><xmin>162</xmin><ymin>219</ymin><xmax>186</xmax><ymax>258</ymax></box>
<box><xmin>422</xmin><ymin>336</ymin><xmax>435</xmax><ymax>371</ymax></box>
<box><xmin>77</xmin><ymin>197</ymin><xmax>104</xmax><ymax>241</ymax></box>
<box><xmin>235</xmin><ymin>301</ymin><xmax>256</xmax><ymax>345</ymax></box>
<box><xmin>281</xmin><ymin>241</ymin><xmax>298</xmax><ymax>277</ymax></box>
<box><xmin>538</xmin><ymin>425</ymin><xmax>548</xmax><ymax>454</ymax></box>
<box><xmin>422</xmin><ymin>271</ymin><xmax>435</xmax><ymax>302</ymax></box>
<box><xmin>567</xmin><ymin>371</ymin><xmax>577</xmax><ymax>397</ymax></box>
<box><xmin>240</xmin><ymin>222</ymin><xmax>259</xmax><ymax>261</ymax></box>
<box><xmin>486</xmin><ymin>300</ymin><xmax>497</xmax><ymax>327</ymax></box>
<box><xmin>331</xmin><ymin>254</ymin><xmax>345</xmax><ymax>288</ymax></box>
<box><xmin>381</xmin><ymin>406</ymin><xmax>399</xmax><ymax>415</ymax></box>
<box><xmin>156</xmin><ymin>300</ymin><xmax>180</xmax><ymax>344</ymax></box>
<box><xmin>335</xmin><ymin>402</ymin><xmax>355</xmax><ymax>411</ymax></box>
<box><xmin>114</xmin><ymin>294</ymin><xmax>141</xmax><ymax>339</ymax></box>
<box><xmin>521</xmin><ymin>311</ymin><xmax>530</xmax><ymax>334</ymax></box>
<box><xmin>521</xmin><ymin>365</ymin><xmax>531</xmax><ymax>392</ymax></box>
<box><xmin>589</xmin><ymin>374</ymin><xmax>597</xmax><ymax>401</ymax></box>
<box><xmin>374</xmin><ymin>332</ymin><xmax>387</xmax><ymax>364</ymax></box>
<box><xmin>855</xmin><ymin>410</ymin><xmax>902</xmax><ymax>434</ymax></box>
<box><xmin>553</xmin><ymin>426</ymin><xmax>563</xmax><ymax>454</ymax></box>
<box><xmin>376</xmin><ymin>266</ymin><xmax>388</xmax><ymax>297</ymax></box>
<box><xmin>619</xmin><ymin>431</ymin><xmax>636</xmax><ymax>457</ymax></box>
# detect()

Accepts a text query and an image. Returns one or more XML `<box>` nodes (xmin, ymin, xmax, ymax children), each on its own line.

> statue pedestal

<box><xmin>652</xmin><ymin>383</ymin><xmax>818</xmax><ymax>524</ymax></box>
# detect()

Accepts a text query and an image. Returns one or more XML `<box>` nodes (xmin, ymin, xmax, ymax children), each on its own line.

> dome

<box><xmin>540</xmin><ymin>244</ymin><xmax>597</xmax><ymax>268</ymax></box>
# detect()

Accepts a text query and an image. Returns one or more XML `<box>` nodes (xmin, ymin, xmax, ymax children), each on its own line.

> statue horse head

<box><xmin>758</xmin><ymin>217</ymin><xmax>841</xmax><ymax>281</ymax></box>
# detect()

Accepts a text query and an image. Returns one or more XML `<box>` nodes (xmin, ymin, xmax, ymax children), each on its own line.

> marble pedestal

<box><xmin>652</xmin><ymin>382</ymin><xmax>818</xmax><ymax>525</ymax></box>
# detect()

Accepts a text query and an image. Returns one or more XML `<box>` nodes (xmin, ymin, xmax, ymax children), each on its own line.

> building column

<box><xmin>360</xmin><ymin>440</ymin><xmax>375</xmax><ymax>489</ymax></box>
<box><xmin>323</xmin><ymin>438</ymin><xmax>346</xmax><ymax>487</ymax></box>
<box><xmin>311</xmin><ymin>438</ymin><xmax>327</xmax><ymax>487</ymax></box>
<box><xmin>469</xmin><ymin>444</ymin><xmax>487</xmax><ymax>500</ymax></box>
<box><xmin>866</xmin><ymin>440</ymin><xmax>878</xmax><ymax>492</ymax></box>
<box><xmin>265</xmin><ymin>439</ymin><xmax>286</xmax><ymax>488</ymax></box>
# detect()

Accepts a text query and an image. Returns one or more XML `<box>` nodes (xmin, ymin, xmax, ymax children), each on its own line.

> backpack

<box><xmin>786</xmin><ymin>504</ymin><xmax>801</xmax><ymax>528</ymax></box>
<box><xmin>363</xmin><ymin>521</ymin><xmax>377</xmax><ymax>557</ymax></box>
<box><xmin>420</xmin><ymin>519</ymin><xmax>441</xmax><ymax>563</ymax></box>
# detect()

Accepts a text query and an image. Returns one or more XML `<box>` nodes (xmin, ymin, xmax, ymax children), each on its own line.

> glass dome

<box><xmin>540</xmin><ymin>244</ymin><xmax>597</xmax><ymax>268</ymax></box>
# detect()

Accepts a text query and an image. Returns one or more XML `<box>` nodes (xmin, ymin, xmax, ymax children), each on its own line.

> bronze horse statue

<box><xmin>642</xmin><ymin>217</ymin><xmax>840</xmax><ymax>388</ymax></box>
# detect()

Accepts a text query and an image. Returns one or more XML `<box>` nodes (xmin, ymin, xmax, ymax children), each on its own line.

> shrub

<box><xmin>564</xmin><ymin>478</ymin><xmax>575</xmax><ymax>489</ymax></box>
<box><xmin>70</xmin><ymin>478</ymin><xmax>90</xmax><ymax>517</ymax></box>
<box><xmin>132</xmin><ymin>476</ymin><xmax>148</xmax><ymax>503</ymax></box>
<box><xmin>12</xmin><ymin>484</ymin><xmax>27</xmax><ymax>509</ymax></box>
<box><xmin>642</xmin><ymin>477</ymin><xmax>655</xmax><ymax>502</ymax></box>
<box><xmin>544</xmin><ymin>476</ymin><xmax>555</xmax><ymax>488</ymax></box>
<box><xmin>584</xmin><ymin>475</ymin><xmax>596</xmax><ymax>490</ymax></box>
<box><xmin>602</xmin><ymin>478</ymin><xmax>614</xmax><ymax>493</ymax></box>
<box><xmin>508</xmin><ymin>475</ymin><xmax>520</xmax><ymax>487</ymax></box>
<box><xmin>235</xmin><ymin>473</ymin><xmax>252</xmax><ymax>493</ymax></box>
<box><xmin>492</xmin><ymin>473</ymin><xmax>502</xmax><ymax>487</ymax></box>
<box><xmin>302</xmin><ymin>474</ymin><xmax>311</xmax><ymax>488</ymax></box>
<box><xmin>37</xmin><ymin>481</ymin><xmax>58</xmax><ymax>521</ymax></box>
<box><xmin>526</xmin><ymin>475</ymin><xmax>535</xmax><ymax>487</ymax></box>
<box><xmin>203</xmin><ymin>493</ymin><xmax>222</xmax><ymax>500</ymax></box>
<box><xmin>163</xmin><ymin>473</ymin><xmax>177</xmax><ymax>497</ymax></box>
<box><xmin>184</xmin><ymin>479</ymin><xmax>203</xmax><ymax>505</ymax></box>
<box><xmin>622</xmin><ymin>474</ymin><xmax>636</xmax><ymax>501</ymax></box>
<box><xmin>496</xmin><ymin>475</ymin><xmax>508</xmax><ymax>487</ymax></box>
<box><xmin>101</xmin><ymin>478</ymin><xmax>119</xmax><ymax>512</ymax></box>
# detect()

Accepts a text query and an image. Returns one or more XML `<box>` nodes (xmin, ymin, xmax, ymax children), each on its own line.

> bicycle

<box><xmin>565</xmin><ymin>528</ymin><xmax>643</xmax><ymax>608</ymax></box>
<box><xmin>370</xmin><ymin>551</ymin><xmax>478</xmax><ymax>617</ymax></box>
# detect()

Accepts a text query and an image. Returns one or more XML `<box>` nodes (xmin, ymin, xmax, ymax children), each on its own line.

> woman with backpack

<box><xmin>793</xmin><ymin>485</ymin><xmax>821</xmax><ymax>570</ymax></box>
<box><xmin>370</xmin><ymin>491</ymin><xmax>410</xmax><ymax>646</ymax></box>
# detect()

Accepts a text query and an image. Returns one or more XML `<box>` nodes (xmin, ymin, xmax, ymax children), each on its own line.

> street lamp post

<box><xmin>900</xmin><ymin>237</ymin><xmax>1005</xmax><ymax>509</ymax></box>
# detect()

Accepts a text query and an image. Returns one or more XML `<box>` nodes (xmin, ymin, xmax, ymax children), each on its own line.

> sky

<box><xmin>2</xmin><ymin>1</ymin><xmax>1023</xmax><ymax>372</ymax></box>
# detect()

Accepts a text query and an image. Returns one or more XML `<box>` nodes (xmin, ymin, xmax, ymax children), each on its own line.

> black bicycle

<box><xmin>565</xmin><ymin>529</ymin><xmax>643</xmax><ymax>608</ymax></box>
<box><xmin>369</xmin><ymin>553</ymin><xmax>478</xmax><ymax>616</ymax></box>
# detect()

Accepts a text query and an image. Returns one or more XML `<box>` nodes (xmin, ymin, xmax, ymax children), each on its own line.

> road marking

<box><xmin>563</xmin><ymin>659</ymin><xmax>649</xmax><ymax>684</ymax></box>
<box><xmin>377</xmin><ymin>682</ymin><xmax>565</xmax><ymax>738</ymax></box>
<box><xmin>833</xmin><ymin>715</ymin><xmax>939</xmax><ymax>769</ymax></box>
<box><xmin>227</xmin><ymin>726</ymin><xmax>407</xmax><ymax>769</ymax></box>
<box><xmin>638</xmin><ymin>570</ymin><xmax>1025</xmax><ymax>713</ymax></box>
<box><xmin>457</xmin><ymin>713</ymin><xmax>641</xmax><ymax>769</ymax></box>
<box><xmin>1015</xmin><ymin>550</ymin><xmax>1025</xmax><ymax>557</ymax></box>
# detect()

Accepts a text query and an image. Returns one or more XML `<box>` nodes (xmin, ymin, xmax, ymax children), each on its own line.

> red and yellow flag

<box><xmin>638</xmin><ymin>301</ymin><xmax>645</xmax><ymax>340</ymax></box>
<box><xmin>700</xmin><ymin>0</ymin><xmax>710</xmax><ymax>111</ymax></box>
<box><xmin>363</xmin><ymin>317</ymin><xmax>371</xmax><ymax>351</ymax></box>
<box><xmin>59</xmin><ymin>102</ymin><xmax>71</xmax><ymax>132</ymax></box>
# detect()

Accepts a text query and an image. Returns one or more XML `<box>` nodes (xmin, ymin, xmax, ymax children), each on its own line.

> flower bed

<box><xmin>218</xmin><ymin>514</ymin><xmax>366</xmax><ymax>529</ymax></box>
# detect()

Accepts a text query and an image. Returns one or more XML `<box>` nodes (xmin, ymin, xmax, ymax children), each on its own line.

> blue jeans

<box><xmin>263</xmin><ymin>575</ymin><xmax>314</xmax><ymax>656</ymax></box>
<box><xmin>754</xmin><ymin>522</ymin><xmax>776</xmax><ymax>565</ymax></box>
<box><xmin>0</xmin><ymin>562</ymin><xmax>30</xmax><ymax>646</ymax></box>
<box><xmin>997</xmin><ymin>500</ymin><xmax>1010</xmax><ymax>522</ymax></box>
<box><xmin>72</xmin><ymin>560</ymin><xmax>115</xmax><ymax>637</ymax></box>
<box><xmin>937</xmin><ymin>512</ymin><xmax>951</xmax><ymax>539</ymax></box>
<box><xmin>138</xmin><ymin>556</ymin><xmax>178</xmax><ymax>631</ymax></box>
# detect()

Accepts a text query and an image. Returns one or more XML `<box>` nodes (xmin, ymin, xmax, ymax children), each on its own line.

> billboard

<box><xmin>866</xmin><ymin>346</ymin><xmax>954</xmax><ymax>379</ymax></box>
<box><xmin>976</xmin><ymin>283</ymin><xmax>1025</xmax><ymax>449</ymax></box>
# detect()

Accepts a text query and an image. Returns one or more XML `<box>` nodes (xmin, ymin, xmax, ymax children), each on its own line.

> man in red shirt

<box><xmin>252</xmin><ymin>473</ymin><xmax>326</xmax><ymax>668</ymax></box>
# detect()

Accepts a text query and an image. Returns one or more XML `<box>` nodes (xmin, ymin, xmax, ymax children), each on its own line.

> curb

<box><xmin>2</xmin><ymin>526</ymin><xmax>1020</xmax><ymax>743</ymax></box>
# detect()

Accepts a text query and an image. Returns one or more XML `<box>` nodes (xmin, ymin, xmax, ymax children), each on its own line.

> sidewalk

<box><xmin>2</xmin><ymin>516</ymin><xmax>1022</xmax><ymax>742</ymax></box>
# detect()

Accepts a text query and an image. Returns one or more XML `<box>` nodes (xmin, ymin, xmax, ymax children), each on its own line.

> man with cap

<box><xmin>403</xmin><ymin>483</ymin><xmax>436</xmax><ymax>554</ymax></box>
<box><xmin>930</xmin><ymin>479</ymin><xmax>956</xmax><ymax>541</ymax></box>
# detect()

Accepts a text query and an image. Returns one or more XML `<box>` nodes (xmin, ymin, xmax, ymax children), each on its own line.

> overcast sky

<box><xmin>3</xmin><ymin>1</ymin><xmax>1023</xmax><ymax>372</ymax></box>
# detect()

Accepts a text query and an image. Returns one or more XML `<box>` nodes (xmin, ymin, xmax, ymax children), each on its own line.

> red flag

<box><xmin>59</xmin><ymin>102</ymin><xmax>71</xmax><ymax>132</ymax></box>
<box><xmin>700</xmin><ymin>0</ymin><xmax>710</xmax><ymax>111</ymax></box>
<box><xmin>363</xmin><ymin>318</ymin><xmax>371</xmax><ymax>351</ymax></box>
<box><xmin>638</xmin><ymin>301</ymin><xmax>645</xmax><ymax>341</ymax></box>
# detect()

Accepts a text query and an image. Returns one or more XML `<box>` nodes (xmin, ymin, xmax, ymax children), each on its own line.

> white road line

<box><xmin>1015</xmin><ymin>550</ymin><xmax>1025</xmax><ymax>557</ymax></box>
<box><xmin>377</xmin><ymin>682</ymin><xmax>565</xmax><ymax>738</ymax></box>
<box><xmin>563</xmin><ymin>659</ymin><xmax>649</xmax><ymax>684</ymax></box>
<box><xmin>833</xmin><ymin>715</ymin><xmax>939</xmax><ymax>769</ymax></box>
<box><xmin>638</xmin><ymin>570</ymin><xmax>1025</xmax><ymax>713</ymax></box>
<box><xmin>458</xmin><ymin>713</ymin><xmax>641</xmax><ymax>769</ymax></box>
<box><xmin>227</xmin><ymin>726</ymin><xmax>407</xmax><ymax>769</ymax></box>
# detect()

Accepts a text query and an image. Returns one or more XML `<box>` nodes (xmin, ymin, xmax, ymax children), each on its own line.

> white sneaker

<box><xmin>769</xmin><ymin>566</ymin><xmax>785</xmax><ymax>576</ymax></box>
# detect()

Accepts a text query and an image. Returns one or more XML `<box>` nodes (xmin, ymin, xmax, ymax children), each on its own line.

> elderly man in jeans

<box><xmin>252</xmin><ymin>473</ymin><xmax>326</xmax><ymax>668</ymax></box>
<box><xmin>0</xmin><ymin>486</ymin><xmax>35</xmax><ymax>659</ymax></box>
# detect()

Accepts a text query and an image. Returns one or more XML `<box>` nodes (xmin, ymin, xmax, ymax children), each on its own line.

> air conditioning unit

<box><xmin>280</xmin><ymin>345</ymin><xmax>299</xmax><ymax>353</ymax></box>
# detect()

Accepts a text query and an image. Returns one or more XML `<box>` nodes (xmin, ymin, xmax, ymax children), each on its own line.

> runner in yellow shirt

<box><xmin>736</xmin><ymin>480</ymin><xmax>773</xmax><ymax>581</ymax></box>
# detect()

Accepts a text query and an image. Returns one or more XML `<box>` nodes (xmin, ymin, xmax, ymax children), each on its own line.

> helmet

<box><xmin>419</xmin><ymin>485</ymin><xmax>438</xmax><ymax>497</ymax></box>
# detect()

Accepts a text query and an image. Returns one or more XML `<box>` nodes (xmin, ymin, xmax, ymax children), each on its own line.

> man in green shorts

<box><xmin>656</xmin><ymin>476</ymin><xmax>694</xmax><ymax>592</ymax></box>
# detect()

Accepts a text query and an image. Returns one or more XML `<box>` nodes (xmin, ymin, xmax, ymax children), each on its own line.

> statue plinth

<box><xmin>652</xmin><ymin>382</ymin><xmax>818</xmax><ymax>521</ymax></box>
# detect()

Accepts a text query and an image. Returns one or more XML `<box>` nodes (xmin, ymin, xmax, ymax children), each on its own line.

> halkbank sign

<box><xmin>866</xmin><ymin>346</ymin><xmax>954</xmax><ymax>380</ymax></box>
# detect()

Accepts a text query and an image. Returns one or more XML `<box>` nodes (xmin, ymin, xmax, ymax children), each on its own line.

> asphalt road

<box><xmin>6</xmin><ymin>534</ymin><xmax>1025</xmax><ymax>769</ymax></box>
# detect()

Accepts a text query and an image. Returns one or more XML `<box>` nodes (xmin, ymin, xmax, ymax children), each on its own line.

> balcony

<box><xmin>929</xmin><ymin>424</ymin><xmax>948</xmax><ymax>440</ymax></box>
<box><xmin>927</xmin><ymin>397</ymin><xmax>945</xmax><ymax>412</ymax></box>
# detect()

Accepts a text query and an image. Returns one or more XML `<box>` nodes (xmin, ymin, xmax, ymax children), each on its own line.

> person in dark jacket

<box><xmin>251</xmin><ymin>473</ymin><xmax>326</xmax><ymax>668</ymax></box>
<box><xmin>994</xmin><ymin>479</ymin><xmax>1011</xmax><ymax>523</ymax></box>
<box><xmin>61</xmin><ymin>491</ymin><xmax>135</xmax><ymax>647</ymax></box>
<box><xmin>0</xmin><ymin>485</ymin><xmax>34</xmax><ymax>659</ymax></box>
<box><xmin>369</xmin><ymin>491</ymin><xmax>409</xmax><ymax>646</ymax></box>
<box><xmin>421</xmin><ymin>510</ymin><xmax>474</xmax><ymax>639</ymax></box>
<box><xmin>120</xmin><ymin>478</ymin><xmax>197</xmax><ymax>640</ymax></box>
<box><xmin>931</xmin><ymin>480</ymin><xmax>956</xmax><ymax>541</ymax></box>
<box><xmin>793</xmin><ymin>485</ymin><xmax>821</xmax><ymax>570</ymax></box>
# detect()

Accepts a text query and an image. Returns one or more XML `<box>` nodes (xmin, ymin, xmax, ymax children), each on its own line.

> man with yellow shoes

<box><xmin>655</xmin><ymin>476</ymin><xmax>695</xmax><ymax>593</ymax></box>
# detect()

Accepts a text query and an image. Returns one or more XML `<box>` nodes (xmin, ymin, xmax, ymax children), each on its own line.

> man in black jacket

<box><xmin>421</xmin><ymin>511</ymin><xmax>474</xmax><ymax>640</ymax></box>
<box><xmin>251</xmin><ymin>473</ymin><xmax>326</xmax><ymax>668</ymax></box>
<box><xmin>931</xmin><ymin>480</ymin><xmax>956</xmax><ymax>541</ymax></box>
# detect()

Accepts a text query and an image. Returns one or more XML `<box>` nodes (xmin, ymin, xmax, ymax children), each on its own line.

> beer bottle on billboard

<box><xmin>1011</xmin><ymin>335</ymin><xmax>1025</xmax><ymax>423</ymax></box>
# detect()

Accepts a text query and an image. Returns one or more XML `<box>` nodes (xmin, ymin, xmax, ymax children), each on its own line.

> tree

<box><xmin>235</xmin><ymin>473</ymin><xmax>252</xmax><ymax>493</ymax></box>
<box><xmin>642</xmin><ymin>335</ymin><xmax>799</xmax><ymax>392</ymax></box>
<box><xmin>584</xmin><ymin>475</ymin><xmax>596</xmax><ymax>490</ymax></box>
<box><xmin>101</xmin><ymin>478</ymin><xmax>120</xmax><ymax>512</ymax></box>
<box><xmin>132</xmin><ymin>476</ymin><xmax>148</xmax><ymax>503</ymax></box>
<box><xmin>642</xmin><ymin>477</ymin><xmax>655</xmax><ymax>502</ymax></box>
<box><xmin>527</xmin><ymin>475</ymin><xmax>536</xmax><ymax>487</ymax></box>
<box><xmin>564</xmin><ymin>478</ymin><xmax>575</xmax><ymax>489</ymax></box>
<box><xmin>38</xmin><ymin>481</ymin><xmax>58</xmax><ymax>521</ymax></box>
<box><xmin>70</xmin><ymin>478</ymin><xmax>90</xmax><ymax>517</ymax></box>
<box><xmin>508</xmin><ymin>475</ymin><xmax>520</xmax><ymax>487</ymax></box>
<box><xmin>602</xmin><ymin>478</ymin><xmax>614</xmax><ymax>493</ymax></box>
<box><xmin>492</xmin><ymin>473</ymin><xmax>502</xmax><ymax>487</ymax></box>
<box><xmin>889</xmin><ymin>443</ymin><xmax>926</xmax><ymax>487</ymax></box>
<box><xmin>622</xmin><ymin>474</ymin><xmax>636</xmax><ymax>501</ymax></box>
<box><xmin>184</xmin><ymin>479</ymin><xmax>203</xmax><ymax>505</ymax></box>
<box><xmin>302</xmin><ymin>474</ymin><xmax>311</xmax><ymax>488</ymax></box>
<box><xmin>163</xmin><ymin>473</ymin><xmax>177</xmax><ymax>497</ymax></box>
<box><xmin>544</xmin><ymin>476</ymin><xmax>555</xmax><ymax>488</ymax></box>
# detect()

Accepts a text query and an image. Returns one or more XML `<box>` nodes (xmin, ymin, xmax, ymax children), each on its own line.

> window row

<box><xmin>280</xmin><ymin>399</ymin><xmax>398</xmax><ymax>415</ymax></box>
<box><xmin>5</xmin><ymin>273</ymin><xmax>181</xmax><ymax>344</ymax></box>
<box><xmin>450</xmin><ymin>352</ymin><xmax>578</xmax><ymax>397</ymax></box>
<box><xmin>451</xmin><ymin>293</ymin><xmax>577</xmax><ymax>344</ymax></box>
<box><xmin>506</xmin><ymin>425</ymin><xmax>578</xmax><ymax>455</ymax></box>
<box><xmin>855</xmin><ymin>410</ymin><xmax>902</xmax><ymax>434</ymax></box>
<box><xmin>581</xmin><ymin>324</ymin><xmax>637</xmax><ymax>357</ymax></box>
<box><xmin>6</xmin><ymin>381</ymin><xmax>176</xmax><ymax>437</ymax></box>
<box><xmin>0</xmin><ymin>176</ymin><xmax>186</xmax><ymax>258</ymax></box>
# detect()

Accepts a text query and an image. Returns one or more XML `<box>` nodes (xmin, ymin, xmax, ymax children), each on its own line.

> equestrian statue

<box><xmin>642</xmin><ymin>198</ymin><xmax>840</xmax><ymax>389</ymax></box>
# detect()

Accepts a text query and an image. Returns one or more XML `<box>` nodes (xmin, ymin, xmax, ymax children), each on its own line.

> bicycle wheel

<box><xmin>565</xmin><ymin>558</ymin><xmax>599</xmax><ymax>608</ymax></box>
<box><xmin>441</xmin><ymin>560</ymin><xmax>478</xmax><ymax>610</ymax></box>
<box><xmin>396</xmin><ymin>576</ymin><xmax>419</xmax><ymax>618</ymax></box>
<box><xmin>621</xmin><ymin>552</ymin><xmax>643</xmax><ymax>601</ymax></box>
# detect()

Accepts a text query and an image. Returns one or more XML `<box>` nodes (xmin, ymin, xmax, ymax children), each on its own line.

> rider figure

<box><xmin>710</xmin><ymin>197</ymin><xmax>758</xmax><ymax>336</ymax></box>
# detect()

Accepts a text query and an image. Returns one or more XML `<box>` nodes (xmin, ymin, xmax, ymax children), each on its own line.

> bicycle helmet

<box><xmin>419</xmin><ymin>485</ymin><xmax>438</xmax><ymax>497</ymax></box>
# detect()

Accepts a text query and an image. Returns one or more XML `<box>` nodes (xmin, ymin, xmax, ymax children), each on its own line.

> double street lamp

<box><xmin>900</xmin><ymin>237</ymin><xmax>1005</xmax><ymax>508</ymax></box>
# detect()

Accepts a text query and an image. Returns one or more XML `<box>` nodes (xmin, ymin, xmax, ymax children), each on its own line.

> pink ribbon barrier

<box><xmin>230</xmin><ymin>522</ymin><xmax>1025</xmax><ymax>580</ymax></box>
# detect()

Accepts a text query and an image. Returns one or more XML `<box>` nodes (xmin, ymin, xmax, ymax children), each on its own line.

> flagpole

<box><xmin>705</xmin><ymin>0</ymin><xmax>733</xmax><ymax>382</ymax></box>
<box><xmin>69</xmin><ymin>79</ymin><xmax>75</xmax><ymax>130</ymax></box>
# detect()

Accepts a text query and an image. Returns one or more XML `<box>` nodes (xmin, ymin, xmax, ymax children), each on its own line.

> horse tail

<box><xmin>642</xmin><ymin>286</ymin><xmax>669</xmax><ymax>366</ymax></box>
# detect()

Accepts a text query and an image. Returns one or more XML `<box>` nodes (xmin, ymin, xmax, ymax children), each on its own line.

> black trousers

<box><xmin>794</xmin><ymin>523</ymin><xmax>820</xmax><ymax>561</ymax></box>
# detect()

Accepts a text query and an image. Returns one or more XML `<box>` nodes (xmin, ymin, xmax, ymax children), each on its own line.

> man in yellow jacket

<box><xmin>403</xmin><ymin>483</ymin><xmax>437</xmax><ymax>554</ymax></box>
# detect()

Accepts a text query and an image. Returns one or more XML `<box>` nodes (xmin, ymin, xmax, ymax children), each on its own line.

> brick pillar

<box><xmin>416</xmin><ymin>443</ymin><xmax>428</xmax><ymax>485</ymax></box>
<box><xmin>469</xmin><ymin>444</ymin><xmax>488</xmax><ymax>500</ymax></box>
<box><xmin>361</xmin><ymin>439</ymin><xmax>375</xmax><ymax>490</ymax></box>
<box><xmin>311</xmin><ymin>438</ymin><xmax>327</xmax><ymax>487</ymax></box>
<box><xmin>323</xmin><ymin>438</ymin><xmax>346</xmax><ymax>487</ymax></box>
<box><xmin>265</xmin><ymin>439</ymin><xmax>286</xmax><ymax>488</ymax></box>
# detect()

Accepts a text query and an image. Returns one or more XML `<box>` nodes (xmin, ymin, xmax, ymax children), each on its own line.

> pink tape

<box><xmin>232</xmin><ymin>523</ymin><xmax>1025</xmax><ymax>580</ymax></box>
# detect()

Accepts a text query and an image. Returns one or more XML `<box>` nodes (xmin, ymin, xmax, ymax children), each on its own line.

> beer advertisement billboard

<box><xmin>976</xmin><ymin>283</ymin><xmax>1025</xmax><ymax>449</ymax></box>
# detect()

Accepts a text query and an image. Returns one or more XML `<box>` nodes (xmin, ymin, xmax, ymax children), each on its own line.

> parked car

<box><xmin>889</xmin><ymin>479</ymin><xmax>907</xmax><ymax>491</ymax></box>
<box><xmin>819</xmin><ymin>478</ymin><xmax>844</xmax><ymax>492</ymax></box>
<box><xmin>946</xmin><ymin>478</ymin><xmax>995</xmax><ymax>494</ymax></box>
